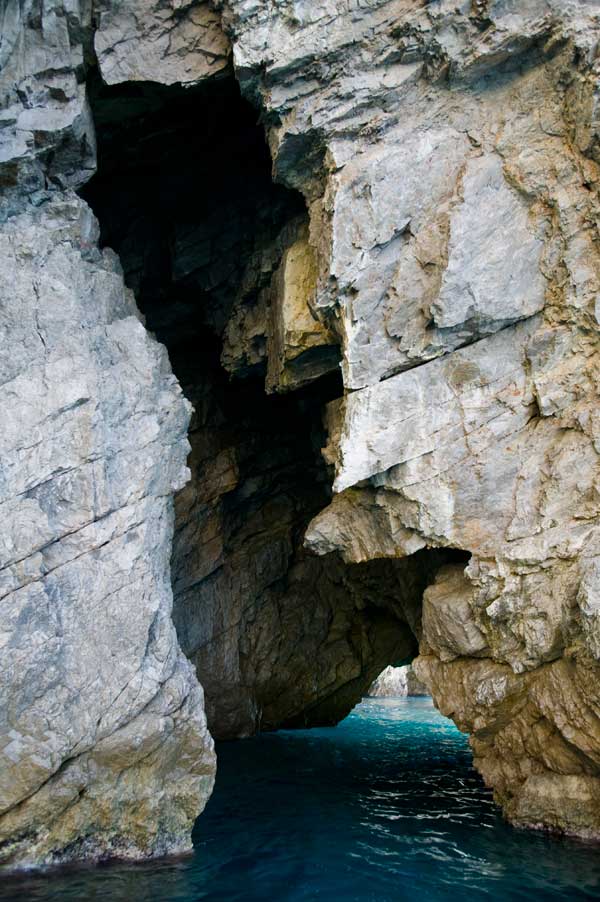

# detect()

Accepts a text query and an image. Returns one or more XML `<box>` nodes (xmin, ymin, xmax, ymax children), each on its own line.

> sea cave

<box><xmin>2</xmin><ymin>2</ymin><xmax>600</xmax><ymax>899</ymax></box>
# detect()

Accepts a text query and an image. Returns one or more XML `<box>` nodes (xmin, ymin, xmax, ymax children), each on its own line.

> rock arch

<box><xmin>1</xmin><ymin>0</ymin><xmax>600</xmax><ymax>871</ymax></box>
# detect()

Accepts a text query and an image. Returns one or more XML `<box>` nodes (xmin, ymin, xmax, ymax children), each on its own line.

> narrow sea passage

<box><xmin>3</xmin><ymin>698</ymin><xmax>599</xmax><ymax>901</ymax></box>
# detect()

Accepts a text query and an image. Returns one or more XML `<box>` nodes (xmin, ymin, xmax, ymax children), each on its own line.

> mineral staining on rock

<box><xmin>265</xmin><ymin>222</ymin><xmax>340</xmax><ymax>395</ymax></box>
<box><xmin>2</xmin><ymin>0</ymin><xmax>600</xmax><ymax>872</ymax></box>
<box><xmin>226</xmin><ymin>0</ymin><xmax>600</xmax><ymax>841</ymax></box>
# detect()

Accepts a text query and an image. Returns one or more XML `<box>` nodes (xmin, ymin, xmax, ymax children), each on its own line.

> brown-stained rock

<box><xmin>3</xmin><ymin>0</ymin><xmax>600</xmax><ymax>869</ymax></box>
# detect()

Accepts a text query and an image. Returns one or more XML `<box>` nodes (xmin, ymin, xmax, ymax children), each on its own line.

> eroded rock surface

<box><xmin>260</xmin><ymin>2</ymin><xmax>600</xmax><ymax>839</ymax></box>
<box><xmin>0</xmin><ymin>197</ymin><xmax>215</xmax><ymax>869</ymax></box>
<box><xmin>368</xmin><ymin>665</ymin><xmax>429</xmax><ymax>699</ymax></box>
<box><xmin>3</xmin><ymin>0</ymin><xmax>600</xmax><ymax>870</ymax></box>
<box><xmin>0</xmin><ymin>0</ymin><xmax>216</xmax><ymax>872</ymax></box>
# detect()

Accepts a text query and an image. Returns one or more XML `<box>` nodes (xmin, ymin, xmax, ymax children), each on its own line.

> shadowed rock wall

<box><xmin>81</xmin><ymin>74</ymin><xmax>439</xmax><ymax>740</ymax></box>
<box><xmin>2</xmin><ymin>0</ymin><xmax>600</xmax><ymax>870</ymax></box>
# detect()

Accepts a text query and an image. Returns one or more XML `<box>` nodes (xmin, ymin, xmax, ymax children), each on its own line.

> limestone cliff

<box><xmin>0</xmin><ymin>1</ymin><xmax>217</xmax><ymax>870</ymax></box>
<box><xmin>1</xmin><ymin>0</ymin><xmax>600</xmax><ymax>871</ymax></box>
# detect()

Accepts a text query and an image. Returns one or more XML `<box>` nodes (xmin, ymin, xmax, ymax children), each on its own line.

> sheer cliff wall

<box><xmin>1</xmin><ymin>0</ymin><xmax>600</xmax><ymax>869</ymax></box>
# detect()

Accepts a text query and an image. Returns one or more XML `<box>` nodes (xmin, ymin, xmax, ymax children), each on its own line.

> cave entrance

<box><xmin>81</xmin><ymin>69</ymin><xmax>452</xmax><ymax>745</ymax></box>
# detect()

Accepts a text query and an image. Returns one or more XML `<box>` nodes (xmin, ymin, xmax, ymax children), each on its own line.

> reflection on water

<box><xmin>2</xmin><ymin>698</ymin><xmax>599</xmax><ymax>901</ymax></box>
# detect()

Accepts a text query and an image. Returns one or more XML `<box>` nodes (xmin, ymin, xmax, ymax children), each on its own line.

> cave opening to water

<box><xmin>80</xmin><ymin>70</ymin><xmax>463</xmax><ymax>745</ymax></box>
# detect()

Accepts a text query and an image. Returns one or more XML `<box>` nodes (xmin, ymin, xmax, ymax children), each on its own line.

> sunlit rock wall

<box><xmin>0</xmin><ymin>0</ymin><xmax>218</xmax><ymax>870</ymax></box>
<box><xmin>214</xmin><ymin>0</ymin><xmax>600</xmax><ymax>840</ymax></box>
<box><xmin>2</xmin><ymin>0</ymin><xmax>600</xmax><ymax>869</ymax></box>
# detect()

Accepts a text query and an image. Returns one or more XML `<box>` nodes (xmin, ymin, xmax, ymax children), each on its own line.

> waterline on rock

<box><xmin>1</xmin><ymin>699</ymin><xmax>599</xmax><ymax>901</ymax></box>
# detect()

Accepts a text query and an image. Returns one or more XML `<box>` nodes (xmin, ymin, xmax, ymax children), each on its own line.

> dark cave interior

<box><xmin>81</xmin><ymin>70</ymin><xmax>463</xmax><ymax>741</ymax></box>
<box><xmin>80</xmin><ymin>73</ymin><xmax>306</xmax><ymax>350</ymax></box>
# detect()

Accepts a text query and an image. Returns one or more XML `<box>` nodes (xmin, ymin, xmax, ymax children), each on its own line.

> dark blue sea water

<box><xmin>2</xmin><ymin>698</ymin><xmax>599</xmax><ymax>901</ymax></box>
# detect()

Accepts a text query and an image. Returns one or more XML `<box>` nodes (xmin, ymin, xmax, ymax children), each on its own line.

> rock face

<box><xmin>368</xmin><ymin>666</ymin><xmax>429</xmax><ymax>699</ymax></box>
<box><xmin>0</xmin><ymin>2</ymin><xmax>215</xmax><ymax>871</ymax></box>
<box><xmin>2</xmin><ymin>0</ymin><xmax>600</xmax><ymax>871</ymax></box>
<box><xmin>219</xmin><ymin>0</ymin><xmax>600</xmax><ymax>841</ymax></box>
<box><xmin>0</xmin><ymin>197</ymin><xmax>216</xmax><ymax>868</ymax></box>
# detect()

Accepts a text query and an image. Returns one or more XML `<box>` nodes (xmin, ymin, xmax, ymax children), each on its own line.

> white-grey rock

<box><xmin>3</xmin><ymin>0</ymin><xmax>600</xmax><ymax>869</ymax></box>
<box><xmin>431</xmin><ymin>154</ymin><xmax>546</xmax><ymax>331</ymax></box>
<box><xmin>94</xmin><ymin>0</ymin><xmax>230</xmax><ymax>86</ymax></box>
<box><xmin>0</xmin><ymin>197</ymin><xmax>215</xmax><ymax>868</ymax></box>
<box><xmin>326</xmin><ymin>318</ymin><xmax>538</xmax><ymax>494</ymax></box>
<box><xmin>367</xmin><ymin>665</ymin><xmax>429</xmax><ymax>698</ymax></box>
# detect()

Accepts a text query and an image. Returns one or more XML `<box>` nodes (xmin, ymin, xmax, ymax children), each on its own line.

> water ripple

<box><xmin>1</xmin><ymin>698</ymin><xmax>599</xmax><ymax>901</ymax></box>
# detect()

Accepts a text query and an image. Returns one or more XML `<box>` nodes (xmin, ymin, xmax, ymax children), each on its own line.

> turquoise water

<box><xmin>2</xmin><ymin>698</ymin><xmax>599</xmax><ymax>901</ymax></box>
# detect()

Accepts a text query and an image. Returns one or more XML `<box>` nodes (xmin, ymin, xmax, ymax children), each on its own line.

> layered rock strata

<box><xmin>2</xmin><ymin>0</ymin><xmax>600</xmax><ymax>870</ymax></box>
<box><xmin>0</xmin><ymin>1</ymin><xmax>217</xmax><ymax>871</ymax></box>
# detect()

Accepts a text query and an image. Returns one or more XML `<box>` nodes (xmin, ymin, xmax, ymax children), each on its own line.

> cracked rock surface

<box><xmin>2</xmin><ymin>0</ymin><xmax>600</xmax><ymax>870</ymax></box>
<box><xmin>0</xmin><ymin>2</ymin><xmax>215</xmax><ymax>871</ymax></box>
<box><xmin>217</xmin><ymin>0</ymin><xmax>600</xmax><ymax>840</ymax></box>
<box><xmin>0</xmin><ymin>196</ymin><xmax>215</xmax><ymax>869</ymax></box>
